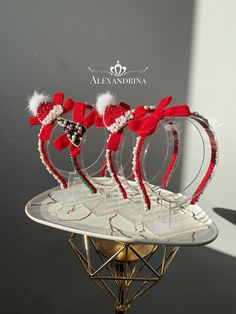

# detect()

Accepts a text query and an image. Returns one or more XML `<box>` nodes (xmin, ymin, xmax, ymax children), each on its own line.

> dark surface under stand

<box><xmin>2</xmin><ymin>228</ymin><xmax>235</xmax><ymax>314</ymax></box>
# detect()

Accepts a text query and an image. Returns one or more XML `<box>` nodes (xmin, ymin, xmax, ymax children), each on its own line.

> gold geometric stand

<box><xmin>69</xmin><ymin>234</ymin><xmax>179</xmax><ymax>313</ymax></box>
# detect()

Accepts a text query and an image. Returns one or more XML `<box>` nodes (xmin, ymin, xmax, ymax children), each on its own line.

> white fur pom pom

<box><xmin>28</xmin><ymin>91</ymin><xmax>50</xmax><ymax>115</ymax></box>
<box><xmin>95</xmin><ymin>91</ymin><xmax>116</xmax><ymax>115</ymax></box>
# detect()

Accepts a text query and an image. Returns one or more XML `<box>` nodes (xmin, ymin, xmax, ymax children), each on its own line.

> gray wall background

<box><xmin>0</xmin><ymin>0</ymin><xmax>235</xmax><ymax>313</ymax></box>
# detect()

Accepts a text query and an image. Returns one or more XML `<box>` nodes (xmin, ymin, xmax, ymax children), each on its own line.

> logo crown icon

<box><xmin>110</xmin><ymin>60</ymin><xmax>127</xmax><ymax>77</ymax></box>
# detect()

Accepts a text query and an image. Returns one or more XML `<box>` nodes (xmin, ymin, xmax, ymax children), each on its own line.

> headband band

<box><xmin>53</xmin><ymin>102</ymin><xmax>98</xmax><ymax>193</ymax></box>
<box><xmin>95</xmin><ymin>92</ymin><xmax>158</xmax><ymax>199</ymax></box>
<box><xmin>161</xmin><ymin>122</ymin><xmax>180</xmax><ymax>189</ymax></box>
<box><xmin>95</xmin><ymin>93</ymin><xmax>181</xmax><ymax>202</ymax></box>
<box><xmin>28</xmin><ymin>92</ymin><xmax>74</xmax><ymax>189</ymax></box>
<box><xmin>189</xmin><ymin>112</ymin><xmax>218</xmax><ymax>204</ymax></box>
<box><xmin>132</xmin><ymin>96</ymin><xmax>217</xmax><ymax>209</ymax></box>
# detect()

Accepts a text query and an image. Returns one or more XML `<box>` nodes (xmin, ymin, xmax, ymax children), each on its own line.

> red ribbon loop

<box><xmin>138</xmin><ymin>97</ymin><xmax>191</xmax><ymax>137</ymax></box>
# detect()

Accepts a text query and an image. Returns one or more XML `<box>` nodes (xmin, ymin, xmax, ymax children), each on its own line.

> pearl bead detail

<box><xmin>38</xmin><ymin>129</ymin><xmax>66</xmax><ymax>189</ymax></box>
<box><xmin>40</xmin><ymin>105</ymin><xmax>63</xmax><ymax>125</ymax></box>
<box><xmin>107</xmin><ymin>110</ymin><xmax>135</xmax><ymax>134</ymax></box>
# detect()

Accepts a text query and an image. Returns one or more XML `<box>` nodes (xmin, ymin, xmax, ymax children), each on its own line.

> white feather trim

<box><xmin>28</xmin><ymin>91</ymin><xmax>50</xmax><ymax>115</ymax></box>
<box><xmin>95</xmin><ymin>91</ymin><xmax>116</xmax><ymax>115</ymax></box>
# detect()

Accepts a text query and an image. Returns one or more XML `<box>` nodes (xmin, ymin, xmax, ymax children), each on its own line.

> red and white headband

<box><xmin>53</xmin><ymin>102</ymin><xmax>97</xmax><ymax>193</ymax></box>
<box><xmin>28</xmin><ymin>92</ymin><xmax>97</xmax><ymax>193</ymax></box>
<box><xmin>94</xmin><ymin>92</ymin><xmax>183</xmax><ymax>204</ymax></box>
<box><xmin>94</xmin><ymin>92</ymin><xmax>156</xmax><ymax>199</ymax></box>
<box><xmin>131</xmin><ymin>96</ymin><xmax>218</xmax><ymax>209</ymax></box>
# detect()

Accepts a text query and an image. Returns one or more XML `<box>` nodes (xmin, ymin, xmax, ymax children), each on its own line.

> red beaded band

<box><xmin>189</xmin><ymin>113</ymin><xmax>218</xmax><ymax>204</ymax></box>
<box><xmin>38</xmin><ymin>129</ymin><xmax>68</xmax><ymax>189</ymax></box>
<box><xmin>28</xmin><ymin>92</ymin><xmax>74</xmax><ymax>189</ymax></box>
<box><xmin>161</xmin><ymin>122</ymin><xmax>180</xmax><ymax>189</ymax></box>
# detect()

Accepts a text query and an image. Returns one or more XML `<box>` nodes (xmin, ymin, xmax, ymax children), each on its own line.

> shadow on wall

<box><xmin>213</xmin><ymin>207</ymin><xmax>236</xmax><ymax>225</ymax></box>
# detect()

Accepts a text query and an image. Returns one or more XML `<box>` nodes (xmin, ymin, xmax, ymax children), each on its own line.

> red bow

<box><xmin>29</xmin><ymin>92</ymin><xmax>74</xmax><ymax>141</ymax></box>
<box><xmin>135</xmin><ymin>96</ymin><xmax>191</xmax><ymax>137</ymax></box>
<box><xmin>53</xmin><ymin>102</ymin><xmax>97</xmax><ymax>157</ymax></box>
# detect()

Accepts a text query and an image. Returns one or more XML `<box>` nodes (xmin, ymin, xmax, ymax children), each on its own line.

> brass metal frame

<box><xmin>69</xmin><ymin>233</ymin><xmax>179</xmax><ymax>313</ymax></box>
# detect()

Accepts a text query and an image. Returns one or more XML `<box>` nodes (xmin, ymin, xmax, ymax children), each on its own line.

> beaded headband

<box><xmin>28</xmin><ymin>92</ymin><xmax>97</xmax><ymax>192</ymax></box>
<box><xmin>94</xmin><ymin>92</ymin><xmax>182</xmax><ymax>202</ymax></box>
<box><xmin>28</xmin><ymin>92</ymin><xmax>75</xmax><ymax>189</ymax></box>
<box><xmin>53</xmin><ymin>102</ymin><xmax>97</xmax><ymax>193</ymax></box>
<box><xmin>132</xmin><ymin>96</ymin><xmax>218</xmax><ymax>209</ymax></box>
<box><xmin>94</xmin><ymin>92</ymin><xmax>155</xmax><ymax>198</ymax></box>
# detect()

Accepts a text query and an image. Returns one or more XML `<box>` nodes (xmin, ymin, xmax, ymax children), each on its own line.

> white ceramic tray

<box><xmin>25</xmin><ymin>178</ymin><xmax>218</xmax><ymax>246</ymax></box>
